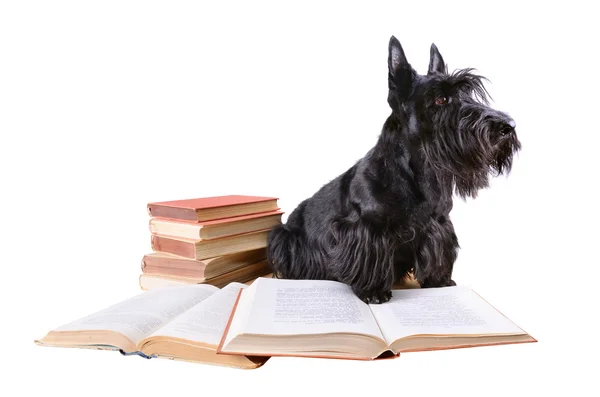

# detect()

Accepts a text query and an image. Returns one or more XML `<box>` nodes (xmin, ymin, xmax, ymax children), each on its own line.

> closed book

<box><xmin>147</xmin><ymin>195</ymin><xmax>279</xmax><ymax>222</ymax></box>
<box><xmin>151</xmin><ymin>230</ymin><xmax>269</xmax><ymax>260</ymax></box>
<box><xmin>141</xmin><ymin>248</ymin><xmax>267</xmax><ymax>279</ymax></box>
<box><xmin>149</xmin><ymin>211</ymin><xmax>283</xmax><ymax>240</ymax></box>
<box><xmin>139</xmin><ymin>261</ymin><xmax>273</xmax><ymax>290</ymax></box>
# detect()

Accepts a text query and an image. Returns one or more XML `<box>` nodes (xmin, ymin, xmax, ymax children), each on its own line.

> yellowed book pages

<box><xmin>218</xmin><ymin>278</ymin><xmax>536</xmax><ymax>360</ymax></box>
<box><xmin>139</xmin><ymin>260</ymin><xmax>271</xmax><ymax>290</ymax></box>
<box><xmin>36</xmin><ymin>283</ymin><xmax>268</xmax><ymax>369</ymax></box>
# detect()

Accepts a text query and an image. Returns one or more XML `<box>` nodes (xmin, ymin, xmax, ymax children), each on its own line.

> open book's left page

<box><xmin>218</xmin><ymin>278</ymin><xmax>399</xmax><ymax>360</ymax></box>
<box><xmin>39</xmin><ymin>284</ymin><xmax>219</xmax><ymax>351</ymax></box>
<box><xmin>222</xmin><ymin>278</ymin><xmax>385</xmax><ymax>345</ymax></box>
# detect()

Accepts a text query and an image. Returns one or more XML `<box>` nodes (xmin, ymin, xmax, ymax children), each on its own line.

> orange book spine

<box><xmin>147</xmin><ymin>205</ymin><xmax>197</xmax><ymax>221</ymax></box>
<box><xmin>141</xmin><ymin>254</ymin><xmax>207</xmax><ymax>278</ymax></box>
<box><xmin>151</xmin><ymin>235</ymin><xmax>196</xmax><ymax>259</ymax></box>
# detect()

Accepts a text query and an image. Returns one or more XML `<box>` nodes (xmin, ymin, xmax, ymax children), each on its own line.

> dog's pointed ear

<box><xmin>388</xmin><ymin>36</ymin><xmax>408</xmax><ymax>74</ymax></box>
<box><xmin>387</xmin><ymin>36</ymin><xmax>415</xmax><ymax>107</ymax></box>
<box><xmin>428</xmin><ymin>43</ymin><xmax>446</xmax><ymax>75</ymax></box>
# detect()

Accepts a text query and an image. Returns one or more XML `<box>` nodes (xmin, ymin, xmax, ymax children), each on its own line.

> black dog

<box><xmin>267</xmin><ymin>37</ymin><xmax>521</xmax><ymax>303</ymax></box>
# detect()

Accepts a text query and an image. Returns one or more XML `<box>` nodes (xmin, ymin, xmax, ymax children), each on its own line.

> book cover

<box><xmin>147</xmin><ymin>195</ymin><xmax>279</xmax><ymax>222</ymax></box>
<box><xmin>149</xmin><ymin>210</ymin><xmax>283</xmax><ymax>240</ymax></box>
<box><xmin>150</xmin><ymin>230</ymin><xmax>269</xmax><ymax>260</ymax></box>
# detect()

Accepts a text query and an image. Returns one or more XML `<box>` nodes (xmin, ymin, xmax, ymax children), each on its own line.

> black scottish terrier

<box><xmin>267</xmin><ymin>37</ymin><xmax>521</xmax><ymax>303</ymax></box>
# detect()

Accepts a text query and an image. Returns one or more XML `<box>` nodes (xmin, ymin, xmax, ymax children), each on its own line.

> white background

<box><xmin>2</xmin><ymin>1</ymin><xmax>598</xmax><ymax>395</ymax></box>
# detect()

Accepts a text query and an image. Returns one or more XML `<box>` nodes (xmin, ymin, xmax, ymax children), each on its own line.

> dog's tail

<box><xmin>268</xmin><ymin>224</ymin><xmax>313</xmax><ymax>279</ymax></box>
<box><xmin>267</xmin><ymin>223</ymin><xmax>326</xmax><ymax>280</ymax></box>
<box><xmin>266</xmin><ymin>224</ymin><xmax>293</xmax><ymax>278</ymax></box>
<box><xmin>267</xmin><ymin>199</ymin><xmax>328</xmax><ymax>279</ymax></box>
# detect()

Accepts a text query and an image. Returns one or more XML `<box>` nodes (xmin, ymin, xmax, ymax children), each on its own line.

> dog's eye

<box><xmin>435</xmin><ymin>96</ymin><xmax>449</xmax><ymax>105</ymax></box>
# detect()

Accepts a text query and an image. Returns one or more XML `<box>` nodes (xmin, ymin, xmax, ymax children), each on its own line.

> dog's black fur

<box><xmin>267</xmin><ymin>37</ymin><xmax>521</xmax><ymax>303</ymax></box>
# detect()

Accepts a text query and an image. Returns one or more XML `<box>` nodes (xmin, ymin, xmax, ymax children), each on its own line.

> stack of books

<box><xmin>139</xmin><ymin>195</ymin><xmax>282</xmax><ymax>290</ymax></box>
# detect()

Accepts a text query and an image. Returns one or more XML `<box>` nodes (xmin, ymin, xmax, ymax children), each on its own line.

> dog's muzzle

<box><xmin>499</xmin><ymin>118</ymin><xmax>516</xmax><ymax>136</ymax></box>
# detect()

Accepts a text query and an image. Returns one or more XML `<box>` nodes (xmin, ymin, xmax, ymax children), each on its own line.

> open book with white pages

<box><xmin>36</xmin><ymin>282</ymin><xmax>267</xmax><ymax>369</ymax></box>
<box><xmin>218</xmin><ymin>278</ymin><xmax>536</xmax><ymax>360</ymax></box>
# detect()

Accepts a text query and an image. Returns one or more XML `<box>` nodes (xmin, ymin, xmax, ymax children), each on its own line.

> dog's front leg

<box><xmin>329</xmin><ymin>219</ymin><xmax>395</xmax><ymax>303</ymax></box>
<box><xmin>415</xmin><ymin>216</ymin><xmax>459</xmax><ymax>288</ymax></box>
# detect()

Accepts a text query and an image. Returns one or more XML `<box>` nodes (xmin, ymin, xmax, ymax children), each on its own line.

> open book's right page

<box><xmin>146</xmin><ymin>282</ymin><xmax>247</xmax><ymax>346</ymax></box>
<box><xmin>368</xmin><ymin>286</ymin><xmax>526</xmax><ymax>346</ymax></box>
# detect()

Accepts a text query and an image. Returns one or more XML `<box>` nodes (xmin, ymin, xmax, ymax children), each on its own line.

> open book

<box><xmin>218</xmin><ymin>278</ymin><xmax>536</xmax><ymax>360</ymax></box>
<box><xmin>36</xmin><ymin>283</ymin><xmax>267</xmax><ymax>369</ymax></box>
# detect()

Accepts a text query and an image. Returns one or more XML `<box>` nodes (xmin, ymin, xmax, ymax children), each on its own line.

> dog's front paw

<box><xmin>352</xmin><ymin>287</ymin><xmax>392</xmax><ymax>304</ymax></box>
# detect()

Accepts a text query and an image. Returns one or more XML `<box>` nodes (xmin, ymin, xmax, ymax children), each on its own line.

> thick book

<box><xmin>147</xmin><ymin>195</ymin><xmax>279</xmax><ymax>222</ymax></box>
<box><xmin>35</xmin><ymin>283</ymin><xmax>267</xmax><ymax>369</ymax></box>
<box><xmin>141</xmin><ymin>248</ymin><xmax>267</xmax><ymax>279</ymax></box>
<box><xmin>151</xmin><ymin>230</ymin><xmax>268</xmax><ymax>260</ymax></box>
<box><xmin>218</xmin><ymin>278</ymin><xmax>536</xmax><ymax>360</ymax></box>
<box><xmin>140</xmin><ymin>259</ymin><xmax>272</xmax><ymax>290</ymax></box>
<box><xmin>149</xmin><ymin>211</ymin><xmax>283</xmax><ymax>240</ymax></box>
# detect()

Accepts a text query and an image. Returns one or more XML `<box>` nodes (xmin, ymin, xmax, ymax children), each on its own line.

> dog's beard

<box><xmin>422</xmin><ymin>109</ymin><xmax>521</xmax><ymax>199</ymax></box>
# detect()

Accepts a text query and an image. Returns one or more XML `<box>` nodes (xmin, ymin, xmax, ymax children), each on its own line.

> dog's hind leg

<box><xmin>266</xmin><ymin>201</ymin><xmax>328</xmax><ymax>280</ymax></box>
<box><xmin>415</xmin><ymin>215</ymin><xmax>459</xmax><ymax>288</ymax></box>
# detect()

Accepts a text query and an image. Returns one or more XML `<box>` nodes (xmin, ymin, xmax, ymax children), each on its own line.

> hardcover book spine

<box><xmin>147</xmin><ymin>205</ymin><xmax>198</xmax><ymax>221</ymax></box>
<box><xmin>196</xmin><ymin>232</ymin><xmax>268</xmax><ymax>260</ymax></box>
<box><xmin>151</xmin><ymin>235</ymin><xmax>197</xmax><ymax>259</ymax></box>
<box><xmin>141</xmin><ymin>255</ymin><xmax>207</xmax><ymax>278</ymax></box>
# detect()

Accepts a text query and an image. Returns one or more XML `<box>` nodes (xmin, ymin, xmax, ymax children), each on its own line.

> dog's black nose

<box><xmin>500</xmin><ymin>119</ymin><xmax>516</xmax><ymax>135</ymax></box>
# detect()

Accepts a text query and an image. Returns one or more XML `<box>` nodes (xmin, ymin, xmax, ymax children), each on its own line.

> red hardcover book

<box><xmin>141</xmin><ymin>248</ymin><xmax>267</xmax><ymax>279</ymax></box>
<box><xmin>149</xmin><ymin>210</ymin><xmax>283</xmax><ymax>240</ymax></box>
<box><xmin>147</xmin><ymin>195</ymin><xmax>279</xmax><ymax>222</ymax></box>
<box><xmin>151</xmin><ymin>230</ymin><xmax>269</xmax><ymax>260</ymax></box>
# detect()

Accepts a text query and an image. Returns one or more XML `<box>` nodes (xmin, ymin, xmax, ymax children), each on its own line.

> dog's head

<box><xmin>387</xmin><ymin>36</ymin><xmax>521</xmax><ymax>198</ymax></box>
